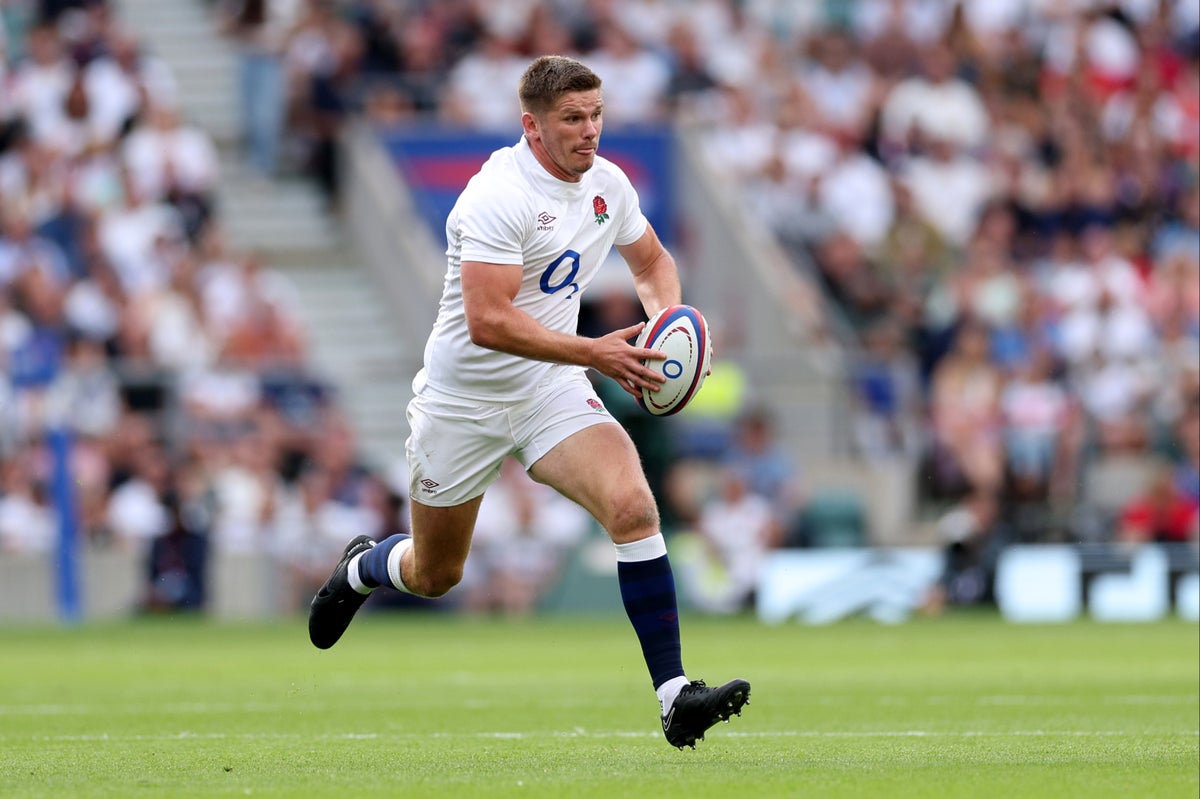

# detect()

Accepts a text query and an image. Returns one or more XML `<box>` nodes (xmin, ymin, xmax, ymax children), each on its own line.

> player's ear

<box><xmin>521</xmin><ymin>111</ymin><xmax>540</xmax><ymax>139</ymax></box>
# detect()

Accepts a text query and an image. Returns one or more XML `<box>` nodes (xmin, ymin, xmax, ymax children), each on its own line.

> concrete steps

<box><xmin>282</xmin><ymin>263</ymin><xmax>416</xmax><ymax>464</ymax></box>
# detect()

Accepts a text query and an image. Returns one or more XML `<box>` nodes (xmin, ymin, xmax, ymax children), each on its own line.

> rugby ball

<box><xmin>634</xmin><ymin>304</ymin><xmax>712</xmax><ymax>416</ymax></box>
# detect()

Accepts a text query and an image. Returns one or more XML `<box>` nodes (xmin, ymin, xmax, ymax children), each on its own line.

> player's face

<box><xmin>525</xmin><ymin>89</ymin><xmax>603</xmax><ymax>182</ymax></box>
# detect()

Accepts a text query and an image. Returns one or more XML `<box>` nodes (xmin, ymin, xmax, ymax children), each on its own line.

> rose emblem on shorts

<box><xmin>593</xmin><ymin>195</ymin><xmax>609</xmax><ymax>225</ymax></box>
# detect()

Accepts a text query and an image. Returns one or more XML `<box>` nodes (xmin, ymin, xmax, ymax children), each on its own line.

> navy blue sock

<box><xmin>357</xmin><ymin>533</ymin><xmax>410</xmax><ymax>589</ymax></box>
<box><xmin>617</xmin><ymin>554</ymin><xmax>685</xmax><ymax>689</ymax></box>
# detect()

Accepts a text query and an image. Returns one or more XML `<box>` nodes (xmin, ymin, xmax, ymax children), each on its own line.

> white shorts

<box><xmin>405</xmin><ymin>372</ymin><xmax>616</xmax><ymax>507</ymax></box>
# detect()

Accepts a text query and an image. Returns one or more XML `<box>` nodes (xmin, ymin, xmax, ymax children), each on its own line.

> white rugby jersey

<box><xmin>416</xmin><ymin>135</ymin><xmax>649</xmax><ymax>402</ymax></box>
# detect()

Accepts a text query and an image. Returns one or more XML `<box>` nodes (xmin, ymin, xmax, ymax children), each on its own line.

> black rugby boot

<box><xmin>661</xmin><ymin>678</ymin><xmax>751</xmax><ymax>749</ymax></box>
<box><xmin>308</xmin><ymin>535</ymin><xmax>376</xmax><ymax>649</ymax></box>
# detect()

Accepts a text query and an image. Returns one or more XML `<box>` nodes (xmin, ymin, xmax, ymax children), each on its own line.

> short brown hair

<box><xmin>518</xmin><ymin>55</ymin><xmax>602</xmax><ymax>116</ymax></box>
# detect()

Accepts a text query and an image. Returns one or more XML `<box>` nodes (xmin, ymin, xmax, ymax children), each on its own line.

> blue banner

<box><xmin>378</xmin><ymin>126</ymin><xmax>675</xmax><ymax>248</ymax></box>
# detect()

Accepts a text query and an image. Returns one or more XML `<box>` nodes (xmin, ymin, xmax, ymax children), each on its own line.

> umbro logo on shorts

<box><xmin>419</xmin><ymin>479</ymin><xmax>439</xmax><ymax>493</ymax></box>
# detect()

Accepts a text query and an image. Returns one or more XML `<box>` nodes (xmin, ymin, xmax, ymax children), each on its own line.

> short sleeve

<box><xmin>455</xmin><ymin>183</ymin><xmax>529</xmax><ymax>265</ymax></box>
<box><xmin>612</xmin><ymin>168</ymin><xmax>649</xmax><ymax>247</ymax></box>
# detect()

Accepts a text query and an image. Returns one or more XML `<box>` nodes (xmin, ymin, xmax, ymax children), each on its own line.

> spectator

<box><xmin>144</xmin><ymin>480</ymin><xmax>209</xmax><ymax>612</ymax></box>
<box><xmin>999</xmin><ymin>347</ymin><xmax>1080</xmax><ymax>500</ymax></box>
<box><xmin>384</xmin><ymin>12</ymin><xmax>452</xmax><ymax>117</ymax></box>
<box><xmin>130</xmin><ymin>250</ymin><xmax>213</xmax><ymax>371</ymax></box>
<box><xmin>722</xmin><ymin>405</ymin><xmax>801</xmax><ymax>521</ymax></box>
<box><xmin>699</xmin><ymin>82</ymin><xmax>777</xmax><ymax>182</ymax></box>
<box><xmin>9</xmin><ymin>22</ymin><xmax>75</xmax><ymax>146</ymax></box>
<box><xmin>439</xmin><ymin>29</ymin><xmax>524</xmax><ymax>131</ymax></box>
<box><xmin>928</xmin><ymin>320</ymin><xmax>1005</xmax><ymax>496</ymax></box>
<box><xmin>198</xmin><ymin>249</ymin><xmax>305</xmax><ymax>369</ymax></box>
<box><xmin>663</xmin><ymin>20</ymin><xmax>718</xmax><ymax>113</ymax></box>
<box><xmin>818</xmin><ymin>130</ymin><xmax>895</xmax><ymax>251</ymax></box>
<box><xmin>82</xmin><ymin>30</ymin><xmax>177</xmax><ymax>148</ymax></box>
<box><xmin>62</xmin><ymin>256</ymin><xmax>125</xmax><ymax>348</ymax></box>
<box><xmin>1117</xmin><ymin>460</ymin><xmax>1200</xmax><ymax>544</ymax></box>
<box><xmin>676</xmin><ymin>465</ymin><xmax>782</xmax><ymax>615</ymax></box>
<box><xmin>586</xmin><ymin>20</ymin><xmax>671</xmax><ymax>126</ymax></box>
<box><xmin>105</xmin><ymin>439</ymin><xmax>172</xmax><ymax>551</ymax></box>
<box><xmin>207</xmin><ymin>430</ymin><xmax>284</xmax><ymax>554</ymax></box>
<box><xmin>900</xmin><ymin>134</ymin><xmax>995</xmax><ymax>248</ymax></box>
<box><xmin>0</xmin><ymin>133</ymin><xmax>68</xmax><ymax>227</ymax></box>
<box><xmin>46</xmin><ymin>331</ymin><xmax>121</xmax><ymax>438</ymax></box>
<box><xmin>797</xmin><ymin>27</ymin><xmax>878</xmax><ymax>141</ymax></box>
<box><xmin>219</xmin><ymin>0</ymin><xmax>300</xmax><ymax>178</ymax></box>
<box><xmin>875</xmin><ymin>179</ymin><xmax>953</xmax><ymax>325</ymax></box>
<box><xmin>811</xmin><ymin>230</ymin><xmax>891</xmax><ymax>330</ymax></box>
<box><xmin>121</xmin><ymin>102</ymin><xmax>221</xmax><ymax>241</ymax></box>
<box><xmin>849</xmin><ymin>316</ymin><xmax>922</xmax><ymax>460</ymax></box>
<box><xmin>0</xmin><ymin>203</ymin><xmax>72</xmax><ymax>289</ymax></box>
<box><xmin>95</xmin><ymin>167</ymin><xmax>186</xmax><ymax>297</ymax></box>
<box><xmin>879</xmin><ymin>40</ymin><xmax>989</xmax><ymax>156</ymax></box>
<box><xmin>0</xmin><ymin>447</ymin><xmax>55</xmax><ymax>552</ymax></box>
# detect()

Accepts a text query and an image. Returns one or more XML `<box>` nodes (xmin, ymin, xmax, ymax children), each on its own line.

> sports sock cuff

<box><xmin>387</xmin><ymin>537</ymin><xmax>416</xmax><ymax>594</ymax></box>
<box><xmin>657</xmin><ymin>675</ymin><xmax>690</xmax><ymax>714</ymax></box>
<box><xmin>346</xmin><ymin>552</ymin><xmax>373</xmax><ymax>595</ymax></box>
<box><xmin>613</xmin><ymin>533</ymin><xmax>668</xmax><ymax>563</ymax></box>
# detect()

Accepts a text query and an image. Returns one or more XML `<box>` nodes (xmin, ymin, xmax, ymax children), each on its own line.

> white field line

<box><xmin>0</xmin><ymin>694</ymin><xmax>1194</xmax><ymax>716</ymax></box>
<box><xmin>7</xmin><ymin>729</ymin><xmax>1199</xmax><ymax>744</ymax></box>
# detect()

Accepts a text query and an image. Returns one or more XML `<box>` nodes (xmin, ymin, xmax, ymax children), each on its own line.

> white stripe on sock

<box><xmin>387</xmin><ymin>537</ymin><xmax>416</xmax><ymax>594</ymax></box>
<box><xmin>613</xmin><ymin>533</ymin><xmax>667</xmax><ymax>563</ymax></box>
<box><xmin>346</xmin><ymin>552</ymin><xmax>373</xmax><ymax>595</ymax></box>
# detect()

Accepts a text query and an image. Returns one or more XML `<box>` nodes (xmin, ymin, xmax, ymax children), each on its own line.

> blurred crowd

<box><xmin>0</xmin><ymin>0</ymin><xmax>407</xmax><ymax>612</ymax></box>
<box><xmin>2</xmin><ymin>0</ymin><xmax>1197</xmax><ymax>617</ymax></box>
<box><xmin>267</xmin><ymin>0</ymin><xmax>1195</xmax><ymax>607</ymax></box>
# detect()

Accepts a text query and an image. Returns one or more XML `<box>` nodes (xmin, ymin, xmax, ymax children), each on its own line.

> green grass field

<box><xmin>1</xmin><ymin>612</ymin><xmax>1196</xmax><ymax>799</ymax></box>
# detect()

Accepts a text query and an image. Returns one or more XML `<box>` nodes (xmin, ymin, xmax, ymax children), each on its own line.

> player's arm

<box><xmin>615</xmin><ymin>223</ymin><xmax>681</xmax><ymax>317</ymax></box>
<box><xmin>617</xmin><ymin>223</ymin><xmax>714</xmax><ymax>377</ymax></box>
<box><xmin>461</xmin><ymin>260</ymin><xmax>664</xmax><ymax>397</ymax></box>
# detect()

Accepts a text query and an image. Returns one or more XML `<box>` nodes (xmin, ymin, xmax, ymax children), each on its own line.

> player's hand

<box><xmin>593</xmin><ymin>322</ymin><xmax>667</xmax><ymax>400</ymax></box>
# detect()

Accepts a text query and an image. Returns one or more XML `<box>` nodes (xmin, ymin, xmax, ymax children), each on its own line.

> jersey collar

<box><xmin>515</xmin><ymin>136</ymin><xmax>589</xmax><ymax>200</ymax></box>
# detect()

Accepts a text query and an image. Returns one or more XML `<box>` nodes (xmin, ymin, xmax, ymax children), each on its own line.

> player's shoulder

<box><xmin>590</xmin><ymin>153</ymin><xmax>637</xmax><ymax>193</ymax></box>
<box><xmin>456</xmin><ymin>150</ymin><xmax>538</xmax><ymax>225</ymax></box>
<box><xmin>461</xmin><ymin>146</ymin><xmax>538</xmax><ymax>205</ymax></box>
<box><xmin>592</xmin><ymin>153</ymin><xmax>632</xmax><ymax>181</ymax></box>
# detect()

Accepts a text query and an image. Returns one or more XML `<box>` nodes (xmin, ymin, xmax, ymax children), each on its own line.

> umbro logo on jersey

<box><xmin>537</xmin><ymin>211</ymin><xmax>556</xmax><ymax>230</ymax></box>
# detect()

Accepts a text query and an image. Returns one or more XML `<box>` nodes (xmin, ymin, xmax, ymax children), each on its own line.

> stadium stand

<box><xmin>1</xmin><ymin>0</ymin><xmax>1196</xmax><ymax>619</ymax></box>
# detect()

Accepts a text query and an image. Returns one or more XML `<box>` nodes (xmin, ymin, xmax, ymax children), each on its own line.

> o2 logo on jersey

<box><xmin>539</xmin><ymin>249</ymin><xmax>581</xmax><ymax>297</ymax></box>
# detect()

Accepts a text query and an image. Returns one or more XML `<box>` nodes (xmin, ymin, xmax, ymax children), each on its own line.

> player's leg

<box><xmin>527</xmin><ymin>422</ymin><xmax>681</xmax><ymax>682</ymax></box>
<box><xmin>308</xmin><ymin>499</ymin><xmax>482</xmax><ymax>649</ymax></box>
<box><xmin>354</xmin><ymin>497</ymin><xmax>482</xmax><ymax>597</ymax></box>
<box><xmin>309</xmin><ymin>391</ymin><xmax>505</xmax><ymax>649</ymax></box>
<box><xmin>526</xmin><ymin>420</ymin><xmax>750</xmax><ymax>748</ymax></box>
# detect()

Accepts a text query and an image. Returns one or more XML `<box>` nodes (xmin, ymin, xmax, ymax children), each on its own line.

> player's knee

<box><xmin>409</xmin><ymin>564</ymin><xmax>463</xmax><ymax>598</ymax></box>
<box><xmin>604</xmin><ymin>487</ymin><xmax>659</xmax><ymax>541</ymax></box>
